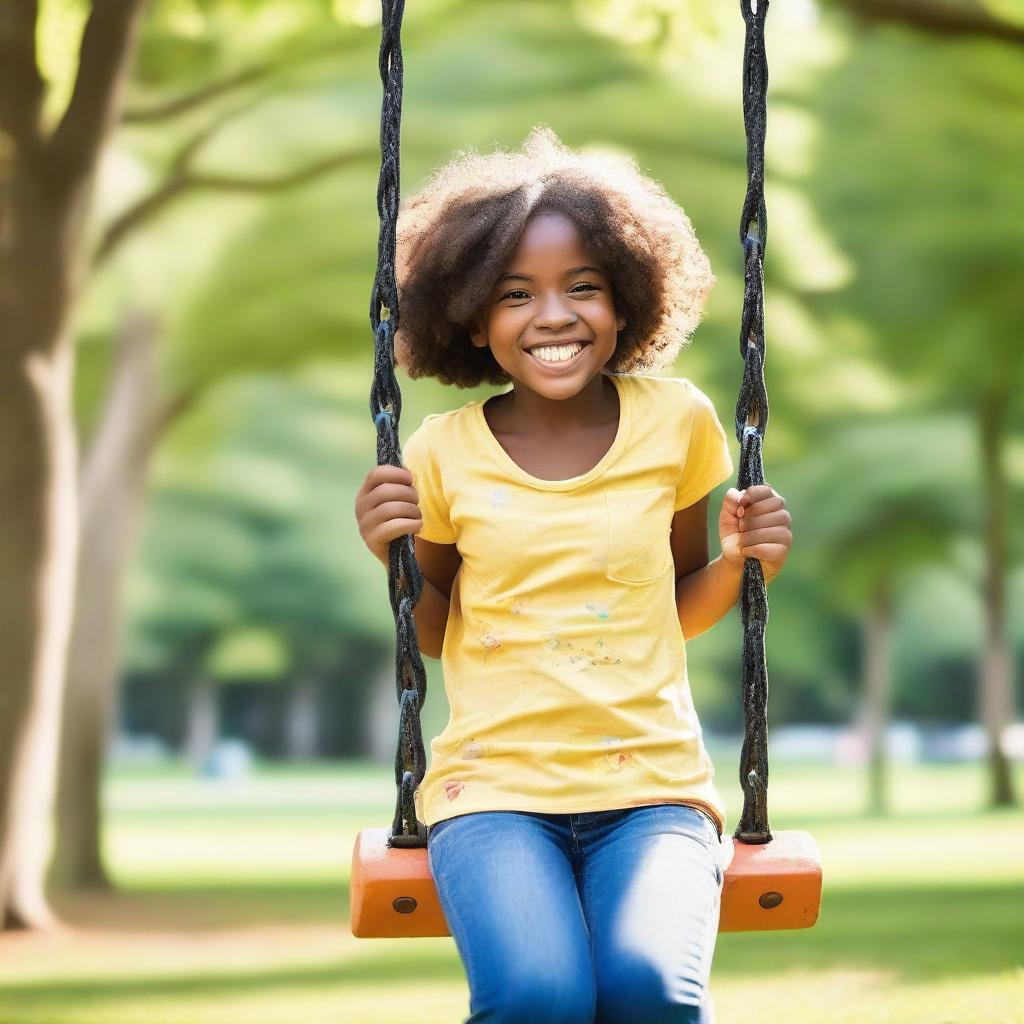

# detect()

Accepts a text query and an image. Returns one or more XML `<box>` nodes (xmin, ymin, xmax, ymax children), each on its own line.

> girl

<box><xmin>355</xmin><ymin>126</ymin><xmax>792</xmax><ymax>1024</ymax></box>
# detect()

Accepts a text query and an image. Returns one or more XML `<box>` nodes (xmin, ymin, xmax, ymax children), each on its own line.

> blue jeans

<box><xmin>427</xmin><ymin>803</ymin><xmax>724</xmax><ymax>1024</ymax></box>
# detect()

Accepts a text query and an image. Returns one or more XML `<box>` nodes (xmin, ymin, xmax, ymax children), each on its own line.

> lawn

<box><xmin>0</xmin><ymin>754</ymin><xmax>1021</xmax><ymax>1024</ymax></box>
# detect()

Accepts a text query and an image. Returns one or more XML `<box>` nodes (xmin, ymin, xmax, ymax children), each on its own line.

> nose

<box><xmin>533</xmin><ymin>293</ymin><xmax>578</xmax><ymax>331</ymax></box>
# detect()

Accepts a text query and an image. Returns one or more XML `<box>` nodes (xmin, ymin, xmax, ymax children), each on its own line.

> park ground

<box><xmin>0</xmin><ymin>757</ymin><xmax>1021</xmax><ymax>1024</ymax></box>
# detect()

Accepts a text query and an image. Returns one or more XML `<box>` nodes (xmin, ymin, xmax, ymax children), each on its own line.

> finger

<box><xmin>722</xmin><ymin>488</ymin><xmax>745</xmax><ymax>512</ymax></box>
<box><xmin>739</xmin><ymin>484</ymin><xmax>773</xmax><ymax>504</ymax></box>
<box><xmin>375</xmin><ymin>480</ymin><xmax>420</xmax><ymax>506</ymax></box>
<box><xmin>738</xmin><ymin>527</ymin><xmax>791</xmax><ymax>547</ymax></box>
<box><xmin>379</xmin><ymin>463</ymin><xmax>416</xmax><ymax>486</ymax></box>
<box><xmin>739</xmin><ymin>543</ymin><xmax>789</xmax><ymax>560</ymax></box>
<box><xmin>376</xmin><ymin>517</ymin><xmax>425</xmax><ymax>548</ymax></box>
<box><xmin>358</xmin><ymin>464</ymin><xmax>414</xmax><ymax>501</ymax></box>
<box><xmin>359</xmin><ymin>500</ymin><xmax>422</xmax><ymax>534</ymax></box>
<box><xmin>741</xmin><ymin>494</ymin><xmax>786</xmax><ymax>519</ymax></box>
<box><xmin>370</xmin><ymin>499</ymin><xmax>423</xmax><ymax>524</ymax></box>
<box><xmin>355</xmin><ymin>481</ymin><xmax>418</xmax><ymax>519</ymax></box>
<box><xmin>737</xmin><ymin>509</ymin><xmax>791</xmax><ymax>532</ymax></box>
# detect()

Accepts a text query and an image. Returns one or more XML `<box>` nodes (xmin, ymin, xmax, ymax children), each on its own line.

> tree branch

<box><xmin>124</xmin><ymin>62</ymin><xmax>286</xmax><ymax>126</ymax></box>
<box><xmin>187</xmin><ymin>149</ymin><xmax>377</xmax><ymax>193</ymax></box>
<box><xmin>47</xmin><ymin>0</ymin><xmax>149</xmax><ymax>187</ymax></box>
<box><xmin>121</xmin><ymin>34</ymin><xmax>358</xmax><ymax>125</ymax></box>
<box><xmin>0</xmin><ymin>0</ymin><xmax>45</xmax><ymax>146</ymax></box>
<box><xmin>136</xmin><ymin>384</ymin><xmax>201</xmax><ymax>468</ymax></box>
<box><xmin>95</xmin><ymin>75</ymin><xmax>371</xmax><ymax>267</ymax></box>
<box><xmin>93</xmin><ymin>146</ymin><xmax>376</xmax><ymax>267</ymax></box>
<box><xmin>168</xmin><ymin>91</ymin><xmax>272</xmax><ymax>177</ymax></box>
<box><xmin>93</xmin><ymin>174</ymin><xmax>191</xmax><ymax>267</ymax></box>
<box><xmin>156</xmin><ymin>385</ymin><xmax>199</xmax><ymax>435</ymax></box>
<box><xmin>828</xmin><ymin>0</ymin><xmax>1024</xmax><ymax>44</ymax></box>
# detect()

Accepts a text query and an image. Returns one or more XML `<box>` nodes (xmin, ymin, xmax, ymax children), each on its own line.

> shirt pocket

<box><xmin>604</xmin><ymin>486</ymin><xmax>674</xmax><ymax>585</ymax></box>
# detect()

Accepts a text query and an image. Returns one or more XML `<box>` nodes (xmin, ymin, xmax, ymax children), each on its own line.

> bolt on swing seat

<box><xmin>351</xmin><ymin>0</ymin><xmax>822</xmax><ymax>940</ymax></box>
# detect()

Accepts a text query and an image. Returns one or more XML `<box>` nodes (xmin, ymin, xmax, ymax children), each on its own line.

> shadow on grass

<box><xmin>0</xmin><ymin>950</ymin><xmax>462</xmax><ymax>1007</ymax></box>
<box><xmin>12</xmin><ymin>881</ymin><xmax>1017</xmax><ymax>1012</ymax></box>
<box><xmin>52</xmin><ymin>881</ymin><xmax>349</xmax><ymax>932</ymax></box>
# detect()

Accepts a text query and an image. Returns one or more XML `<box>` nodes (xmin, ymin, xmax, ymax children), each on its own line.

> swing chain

<box><xmin>369</xmin><ymin>0</ymin><xmax>429</xmax><ymax>849</ymax></box>
<box><xmin>733</xmin><ymin>0</ymin><xmax>773</xmax><ymax>846</ymax></box>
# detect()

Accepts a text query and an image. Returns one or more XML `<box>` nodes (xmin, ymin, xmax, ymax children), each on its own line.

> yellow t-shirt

<box><xmin>401</xmin><ymin>371</ymin><xmax>735</xmax><ymax>837</ymax></box>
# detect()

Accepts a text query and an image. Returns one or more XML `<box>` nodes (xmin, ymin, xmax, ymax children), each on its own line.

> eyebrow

<box><xmin>496</xmin><ymin>265</ymin><xmax>604</xmax><ymax>284</ymax></box>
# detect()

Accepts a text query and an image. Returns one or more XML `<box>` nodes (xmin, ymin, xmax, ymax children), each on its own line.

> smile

<box><xmin>526</xmin><ymin>341</ymin><xmax>589</xmax><ymax>368</ymax></box>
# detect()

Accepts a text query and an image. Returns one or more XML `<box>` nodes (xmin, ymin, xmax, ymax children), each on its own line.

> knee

<box><xmin>596</xmin><ymin>957</ymin><xmax>705</xmax><ymax>1024</ymax></box>
<box><xmin>481</xmin><ymin>971</ymin><xmax>596</xmax><ymax>1024</ymax></box>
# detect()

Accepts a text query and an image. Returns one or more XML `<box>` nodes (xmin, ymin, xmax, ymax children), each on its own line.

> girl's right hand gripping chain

<box><xmin>354</xmin><ymin>464</ymin><xmax>422</xmax><ymax>568</ymax></box>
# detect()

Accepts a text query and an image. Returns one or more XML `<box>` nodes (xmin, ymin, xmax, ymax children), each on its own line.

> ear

<box><xmin>616</xmin><ymin>313</ymin><xmax>626</xmax><ymax>333</ymax></box>
<box><xmin>469</xmin><ymin>313</ymin><xmax>488</xmax><ymax>349</ymax></box>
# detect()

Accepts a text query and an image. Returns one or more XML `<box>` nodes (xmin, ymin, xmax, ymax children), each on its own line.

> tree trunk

<box><xmin>0</xmin><ymin>0</ymin><xmax>153</xmax><ymax>930</ymax></box>
<box><xmin>0</xmin><ymin>139</ymin><xmax>84</xmax><ymax>927</ymax></box>
<box><xmin>49</xmin><ymin>312</ymin><xmax>162</xmax><ymax>890</ymax></box>
<box><xmin>184</xmin><ymin>678</ymin><xmax>219</xmax><ymax>768</ymax></box>
<box><xmin>860</xmin><ymin>583</ymin><xmax>892</xmax><ymax>817</ymax></box>
<box><xmin>978</xmin><ymin>396</ymin><xmax>1017</xmax><ymax>808</ymax></box>
<box><xmin>0</xmin><ymin>337</ymin><xmax>80</xmax><ymax>930</ymax></box>
<box><xmin>285</xmin><ymin>676</ymin><xmax>320</xmax><ymax>760</ymax></box>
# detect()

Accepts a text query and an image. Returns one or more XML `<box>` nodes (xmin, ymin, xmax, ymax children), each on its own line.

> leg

<box><xmin>428</xmin><ymin>811</ymin><xmax>597</xmax><ymax>1024</ymax></box>
<box><xmin>577</xmin><ymin>804</ymin><xmax>724</xmax><ymax>1024</ymax></box>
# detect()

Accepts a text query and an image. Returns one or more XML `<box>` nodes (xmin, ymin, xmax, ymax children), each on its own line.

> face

<box><xmin>469</xmin><ymin>210</ymin><xmax>625</xmax><ymax>398</ymax></box>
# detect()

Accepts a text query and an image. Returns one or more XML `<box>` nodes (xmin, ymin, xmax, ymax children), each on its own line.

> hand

<box><xmin>719</xmin><ymin>484</ymin><xmax>792</xmax><ymax>585</ymax></box>
<box><xmin>354</xmin><ymin>464</ymin><xmax>423</xmax><ymax>567</ymax></box>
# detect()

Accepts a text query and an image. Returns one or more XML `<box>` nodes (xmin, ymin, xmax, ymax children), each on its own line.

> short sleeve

<box><xmin>674</xmin><ymin>384</ymin><xmax>735</xmax><ymax>511</ymax></box>
<box><xmin>402</xmin><ymin>417</ymin><xmax>457</xmax><ymax>545</ymax></box>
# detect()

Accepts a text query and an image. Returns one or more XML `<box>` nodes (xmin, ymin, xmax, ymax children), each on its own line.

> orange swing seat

<box><xmin>350</xmin><ymin>826</ymin><xmax>821</xmax><ymax>938</ymax></box>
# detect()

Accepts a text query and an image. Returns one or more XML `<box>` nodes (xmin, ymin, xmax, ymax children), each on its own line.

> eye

<box><xmin>499</xmin><ymin>283</ymin><xmax>600</xmax><ymax>301</ymax></box>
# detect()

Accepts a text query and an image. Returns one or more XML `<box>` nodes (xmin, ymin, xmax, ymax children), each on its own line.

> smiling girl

<box><xmin>354</xmin><ymin>125</ymin><xmax>792</xmax><ymax>1024</ymax></box>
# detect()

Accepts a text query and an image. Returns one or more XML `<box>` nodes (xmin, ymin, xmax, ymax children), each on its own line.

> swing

<box><xmin>351</xmin><ymin>0</ymin><xmax>822</xmax><ymax>939</ymax></box>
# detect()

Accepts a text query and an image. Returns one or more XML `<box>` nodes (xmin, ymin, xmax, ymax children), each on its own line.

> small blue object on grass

<box><xmin>200</xmin><ymin>739</ymin><xmax>254</xmax><ymax>780</ymax></box>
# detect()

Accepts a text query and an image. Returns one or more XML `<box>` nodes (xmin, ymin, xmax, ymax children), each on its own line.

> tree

<box><xmin>52</xmin><ymin>49</ymin><xmax>376</xmax><ymax>890</ymax></box>
<box><xmin>789</xmin><ymin>417</ymin><xmax>980</xmax><ymax>813</ymax></box>
<box><xmin>0</xmin><ymin>0</ymin><xmax>150</xmax><ymax>931</ymax></box>
<box><xmin>807</xmin><ymin>24</ymin><xmax>1024</xmax><ymax>808</ymax></box>
<box><xmin>0</xmin><ymin>0</ymin><xmax>417</xmax><ymax>926</ymax></box>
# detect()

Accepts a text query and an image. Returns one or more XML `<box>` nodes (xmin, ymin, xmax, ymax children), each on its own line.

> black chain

<box><xmin>734</xmin><ymin>0</ymin><xmax>773</xmax><ymax>845</ymax></box>
<box><xmin>368</xmin><ymin>0</ymin><xmax>429</xmax><ymax>849</ymax></box>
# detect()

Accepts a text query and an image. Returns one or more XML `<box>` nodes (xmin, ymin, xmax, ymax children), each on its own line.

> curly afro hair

<box><xmin>393</xmin><ymin>124</ymin><xmax>716</xmax><ymax>389</ymax></box>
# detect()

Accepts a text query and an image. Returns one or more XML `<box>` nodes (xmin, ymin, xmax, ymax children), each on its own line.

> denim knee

<box><xmin>596</xmin><ymin>957</ymin><xmax>704</xmax><ymax>1024</ymax></box>
<box><xmin>478</xmin><ymin>971</ymin><xmax>596</xmax><ymax>1024</ymax></box>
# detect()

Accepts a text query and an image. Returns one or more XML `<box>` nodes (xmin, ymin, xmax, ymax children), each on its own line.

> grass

<box><xmin>0</xmin><ymin>756</ymin><xmax>1021</xmax><ymax>1024</ymax></box>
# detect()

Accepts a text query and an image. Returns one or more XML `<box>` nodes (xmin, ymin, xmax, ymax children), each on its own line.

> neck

<box><xmin>500</xmin><ymin>372</ymin><xmax>617</xmax><ymax>438</ymax></box>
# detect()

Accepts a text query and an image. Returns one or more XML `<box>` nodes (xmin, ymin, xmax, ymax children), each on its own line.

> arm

<box><xmin>403</xmin><ymin>535</ymin><xmax>461</xmax><ymax>660</ymax></box>
<box><xmin>670</xmin><ymin>495</ymin><xmax>743</xmax><ymax>642</ymax></box>
<box><xmin>671</xmin><ymin>484</ymin><xmax>793</xmax><ymax>641</ymax></box>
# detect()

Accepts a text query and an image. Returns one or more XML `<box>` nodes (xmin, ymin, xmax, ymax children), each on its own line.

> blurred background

<box><xmin>0</xmin><ymin>1</ymin><xmax>1021</xmax><ymax>1021</ymax></box>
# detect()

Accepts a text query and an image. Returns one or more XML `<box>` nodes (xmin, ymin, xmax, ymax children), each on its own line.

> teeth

<box><xmin>531</xmin><ymin>343</ymin><xmax>583</xmax><ymax>363</ymax></box>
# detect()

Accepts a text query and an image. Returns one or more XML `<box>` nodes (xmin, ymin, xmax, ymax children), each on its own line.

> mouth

<box><xmin>525</xmin><ymin>340</ymin><xmax>590</xmax><ymax>369</ymax></box>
